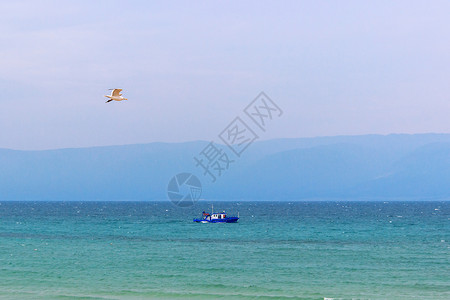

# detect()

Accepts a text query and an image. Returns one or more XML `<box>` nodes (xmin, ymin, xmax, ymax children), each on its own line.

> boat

<box><xmin>193</xmin><ymin>205</ymin><xmax>239</xmax><ymax>223</ymax></box>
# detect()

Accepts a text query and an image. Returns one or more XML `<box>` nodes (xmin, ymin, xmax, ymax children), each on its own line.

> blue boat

<box><xmin>193</xmin><ymin>205</ymin><xmax>239</xmax><ymax>223</ymax></box>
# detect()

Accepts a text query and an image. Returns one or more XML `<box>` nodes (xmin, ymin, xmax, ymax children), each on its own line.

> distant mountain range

<box><xmin>1</xmin><ymin>134</ymin><xmax>450</xmax><ymax>201</ymax></box>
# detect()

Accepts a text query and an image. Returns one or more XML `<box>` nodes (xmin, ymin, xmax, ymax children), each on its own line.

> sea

<box><xmin>0</xmin><ymin>201</ymin><xmax>448</xmax><ymax>300</ymax></box>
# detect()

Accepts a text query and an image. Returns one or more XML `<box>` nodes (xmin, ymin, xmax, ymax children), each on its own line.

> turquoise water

<box><xmin>0</xmin><ymin>201</ymin><xmax>448</xmax><ymax>299</ymax></box>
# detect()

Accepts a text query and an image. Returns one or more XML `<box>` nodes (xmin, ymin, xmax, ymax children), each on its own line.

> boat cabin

<box><xmin>194</xmin><ymin>209</ymin><xmax>239</xmax><ymax>223</ymax></box>
<box><xmin>202</xmin><ymin>211</ymin><xmax>227</xmax><ymax>220</ymax></box>
<box><xmin>210</xmin><ymin>213</ymin><xmax>226</xmax><ymax>220</ymax></box>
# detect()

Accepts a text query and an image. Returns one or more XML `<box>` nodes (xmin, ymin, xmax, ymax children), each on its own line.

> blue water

<box><xmin>0</xmin><ymin>201</ymin><xmax>448</xmax><ymax>299</ymax></box>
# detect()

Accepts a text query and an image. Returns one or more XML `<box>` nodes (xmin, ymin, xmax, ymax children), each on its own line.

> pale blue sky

<box><xmin>1</xmin><ymin>0</ymin><xmax>449</xmax><ymax>150</ymax></box>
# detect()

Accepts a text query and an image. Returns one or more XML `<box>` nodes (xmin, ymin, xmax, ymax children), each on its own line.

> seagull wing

<box><xmin>111</xmin><ymin>89</ymin><xmax>122</xmax><ymax>97</ymax></box>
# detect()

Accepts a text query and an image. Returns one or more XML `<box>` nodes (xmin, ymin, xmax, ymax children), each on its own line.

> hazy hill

<box><xmin>1</xmin><ymin>134</ymin><xmax>450</xmax><ymax>201</ymax></box>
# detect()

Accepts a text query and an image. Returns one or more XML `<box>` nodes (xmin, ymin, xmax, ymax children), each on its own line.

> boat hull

<box><xmin>193</xmin><ymin>217</ymin><xmax>239</xmax><ymax>223</ymax></box>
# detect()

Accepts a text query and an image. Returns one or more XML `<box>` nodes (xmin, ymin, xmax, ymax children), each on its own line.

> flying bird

<box><xmin>105</xmin><ymin>89</ymin><xmax>128</xmax><ymax>103</ymax></box>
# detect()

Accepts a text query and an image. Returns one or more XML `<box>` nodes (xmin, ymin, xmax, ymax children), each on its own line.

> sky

<box><xmin>0</xmin><ymin>0</ymin><xmax>449</xmax><ymax>150</ymax></box>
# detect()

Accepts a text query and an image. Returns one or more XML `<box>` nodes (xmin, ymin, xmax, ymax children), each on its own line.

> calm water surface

<box><xmin>0</xmin><ymin>201</ymin><xmax>448</xmax><ymax>299</ymax></box>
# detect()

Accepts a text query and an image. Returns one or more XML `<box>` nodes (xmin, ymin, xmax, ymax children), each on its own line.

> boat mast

<box><xmin>211</xmin><ymin>203</ymin><xmax>213</xmax><ymax>215</ymax></box>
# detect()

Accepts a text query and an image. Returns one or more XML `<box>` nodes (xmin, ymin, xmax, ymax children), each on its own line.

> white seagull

<box><xmin>105</xmin><ymin>88</ymin><xmax>128</xmax><ymax>103</ymax></box>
